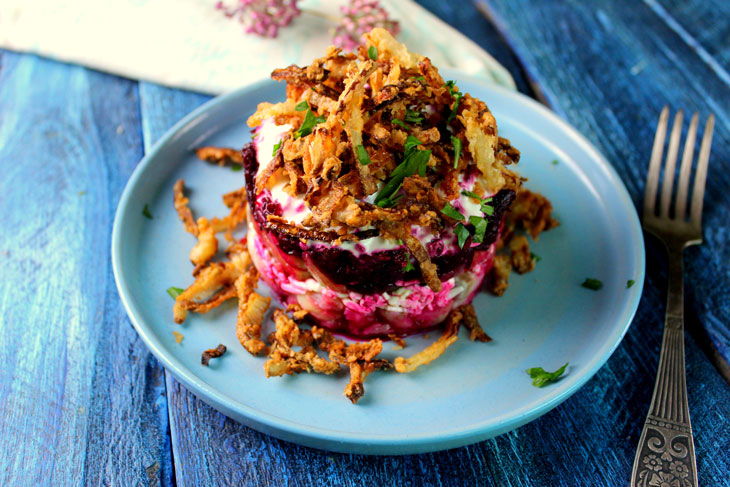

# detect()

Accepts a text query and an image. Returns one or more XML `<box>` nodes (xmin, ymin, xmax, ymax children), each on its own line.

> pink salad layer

<box><xmin>248</xmin><ymin>222</ymin><xmax>495</xmax><ymax>337</ymax></box>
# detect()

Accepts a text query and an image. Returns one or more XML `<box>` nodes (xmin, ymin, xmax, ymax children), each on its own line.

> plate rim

<box><xmin>112</xmin><ymin>70</ymin><xmax>645</xmax><ymax>454</ymax></box>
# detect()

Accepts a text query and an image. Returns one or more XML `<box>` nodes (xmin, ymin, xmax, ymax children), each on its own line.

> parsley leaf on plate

<box><xmin>527</xmin><ymin>363</ymin><xmax>568</xmax><ymax>387</ymax></box>
<box><xmin>581</xmin><ymin>278</ymin><xmax>603</xmax><ymax>290</ymax></box>
<box><xmin>167</xmin><ymin>286</ymin><xmax>184</xmax><ymax>299</ymax></box>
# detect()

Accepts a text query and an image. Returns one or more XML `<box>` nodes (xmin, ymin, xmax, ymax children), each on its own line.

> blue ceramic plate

<box><xmin>112</xmin><ymin>70</ymin><xmax>644</xmax><ymax>455</ymax></box>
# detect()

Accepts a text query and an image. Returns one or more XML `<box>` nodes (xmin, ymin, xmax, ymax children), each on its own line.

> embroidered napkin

<box><xmin>0</xmin><ymin>0</ymin><xmax>515</xmax><ymax>94</ymax></box>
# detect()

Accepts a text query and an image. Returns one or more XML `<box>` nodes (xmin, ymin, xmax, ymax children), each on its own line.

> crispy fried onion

<box><xmin>312</xmin><ymin>326</ymin><xmax>392</xmax><ymax>404</ymax></box>
<box><xmin>507</xmin><ymin>188</ymin><xmax>559</xmax><ymax>240</ymax></box>
<box><xmin>173</xmin><ymin>179</ymin><xmax>198</xmax><ymax>235</ymax></box>
<box><xmin>174</xmin><ymin>179</ymin><xmax>248</xmax><ymax>267</ymax></box>
<box><xmin>201</xmin><ymin>344</ymin><xmax>227</xmax><ymax>366</ymax></box>
<box><xmin>460</xmin><ymin>303</ymin><xmax>492</xmax><ymax>343</ymax></box>
<box><xmin>264</xmin><ymin>310</ymin><xmax>340</xmax><ymax>377</ymax></box>
<box><xmin>246</xmin><ymin>28</ymin><xmax>524</xmax><ymax>250</ymax></box>
<box><xmin>195</xmin><ymin>147</ymin><xmax>243</xmax><ymax>166</ymax></box>
<box><xmin>172</xmin><ymin>242</ymin><xmax>251</xmax><ymax>323</ymax></box>
<box><xmin>235</xmin><ymin>266</ymin><xmax>270</xmax><ymax>356</ymax></box>
<box><xmin>378</xmin><ymin>221</ymin><xmax>441</xmax><ymax>292</ymax></box>
<box><xmin>394</xmin><ymin>307</ymin><xmax>462</xmax><ymax>373</ymax></box>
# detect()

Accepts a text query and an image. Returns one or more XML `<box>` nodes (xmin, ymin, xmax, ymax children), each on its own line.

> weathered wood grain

<box><xmin>0</xmin><ymin>51</ymin><xmax>173</xmax><ymax>486</ymax></box>
<box><xmin>476</xmin><ymin>0</ymin><xmax>730</xmax><ymax>367</ymax></box>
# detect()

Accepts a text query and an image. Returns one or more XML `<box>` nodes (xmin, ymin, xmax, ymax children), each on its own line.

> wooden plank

<box><xmin>0</xmin><ymin>51</ymin><xmax>173</xmax><ymax>486</ymax></box>
<box><xmin>417</xmin><ymin>0</ymin><xmax>535</xmax><ymax>96</ymax></box>
<box><xmin>653</xmin><ymin>0</ymin><xmax>730</xmax><ymax>73</ymax></box>
<box><xmin>476</xmin><ymin>0</ymin><xmax>730</xmax><ymax>367</ymax></box>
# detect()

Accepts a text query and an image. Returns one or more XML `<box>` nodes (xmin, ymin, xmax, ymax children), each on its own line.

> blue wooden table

<box><xmin>1</xmin><ymin>1</ymin><xmax>729</xmax><ymax>485</ymax></box>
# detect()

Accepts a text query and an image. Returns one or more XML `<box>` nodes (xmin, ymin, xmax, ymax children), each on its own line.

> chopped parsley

<box><xmin>527</xmin><ymin>363</ymin><xmax>568</xmax><ymax>387</ymax></box>
<box><xmin>142</xmin><ymin>204</ymin><xmax>153</xmax><ymax>219</ymax></box>
<box><xmin>375</xmin><ymin>194</ymin><xmax>403</xmax><ymax>208</ymax></box>
<box><xmin>295</xmin><ymin>101</ymin><xmax>309</xmax><ymax>111</ymax></box>
<box><xmin>469</xmin><ymin>216</ymin><xmax>487</xmax><ymax>243</ymax></box>
<box><xmin>295</xmin><ymin>104</ymin><xmax>326</xmax><ymax>139</ymax></box>
<box><xmin>454</xmin><ymin>223</ymin><xmax>471</xmax><ymax>248</ymax></box>
<box><xmin>355</xmin><ymin>144</ymin><xmax>371</xmax><ymax>165</ymax></box>
<box><xmin>392</xmin><ymin>118</ymin><xmax>408</xmax><ymax>129</ymax></box>
<box><xmin>272</xmin><ymin>139</ymin><xmax>282</xmax><ymax>156</ymax></box>
<box><xmin>374</xmin><ymin>136</ymin><xmax>430</xmax><ymax>207</ymax></box>
<box><xmin>451</xmin><ymin>135</ymin><xmax>462</xmax><ymax>168</ymax></box>
<box><xmin>551</xmin><ymin>159</ymin><xmax>559</xmax><ymax>165</ymax></box>
<box><xmin>444</xmin><ymin>80</ymin><xmax>463</xmax><ymax>122</ymax></box>
<box><xmin>480</xmin><ymin>201</ymin><xmax>494</xmax><ymax>216</ymax></box>
<box><xmin>403</xmin><ymin>134</ymin><xmax>422</xmax><ymax>153</ymax></box>
<box><xmin>404</xmin><ymin>108</ymin><xmax>423</xmax><ymax>124</ymax></box>
<box><xmin>368</xmin><ymin>45</ymin><xmax>378</xmax><ymax>60</ymax></box>
<box><xmin>627</xmin><ymin>279</ymin><xmax>635</xmax><ymax>289</ymax></box>
<box><xmin>581</xmin><ymin>278</ymin><xmax>603</xmax><ymax>291</ymax></box>
<box><xmin>167</xmin><ymin>286</ymin><xmax>184</xmax><ymax>299</ymax></box>
<box><xmin>413</xmin><ymin>75</ymin><xmax>425</xmax><ymax>82</ymax></box>
<box><xmin>231</xmin><ymin>164</ymin><xmax>242</xmax><ymax>172</ymax></box>
<box><xmin>530</xmin><ymin>252</ymin><xmax>542</xmax><ymax>262</ymax></box>
<box><xmin>441</xmin><ymin>202</ymin><xmax>465</xmax><ymax>221</ymax></box>
<box><xmin>403</xmin><ymin>252</ymin><xmax>415</xmax><ymax>272</ymax></box>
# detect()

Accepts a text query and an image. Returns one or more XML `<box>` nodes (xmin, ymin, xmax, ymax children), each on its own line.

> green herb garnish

<box><xmin>403</xmin><ymin>135</ymin><xmax>422</xmax><ymax>153</ymax></box>
<box><xmin>295</xmin><ymin>105</ymin><xmax>326</xmax><ymax>139</ymax></box>
<box><xmin>454</xmin><ymin>223</ymin><xmax>471</xmax><ymax>248</ymax></box>
<box><xmin>480</xmin><ymin>201</ymin><xmax>494</xmax><ymax>216</ymax></box>
<box><xmin>581</xmin><ymin>278</ymin><xmax>603</xmax><ymax>291</ymax></box>
<box><xmin>374</xmin><ymin>136</ymin><xmax>430</xmax><ymax>207</ymax></box>
<box><xmin>451</xmin><ymin>135</ymin><xmax>462</xmax><ymax>168</ymax></box>
<box><xmin>531</xmin><ymin>252</ymin><xmax>542</xmax><ymax>262</ymax></box>
<box><xmin>551</xmin><ymin>159</ymin><xmax>559</xmax><ymax>165</ymax></box>
<box><xmin>413</xmin><ymin>75</ymin><xmax>425</xmax><ymax>82</ymax></box>
<box><xmin>272</xmin><ymin>139</ymin><xmax>282</xmax><ymax>156</ymax></box>
<box><xmin>527</xmin><ymin>363</ymin><xmax>568</xmax><ymax>387</ymax></box>
<box><xmin>231</xmin><ymin>164</ymin><xmax>242</xmax><ymax>172</ymax></box>
<box><xmin>295</xmin><ymin>101</ymin><xmax>309</xmax><ymax>111</ymax></box>
<box><xmin>444</xmin><ymin>80</ymin><xmax>463</xmax><ymax>122</ymax></box>
<box><xmin>392</xmin><ymin>118</ymin><xmax>408</xmax><ymax>129</ymax></box>
<box><xmin>470</xmin><ymin>216</ymin><xmax>487</xmax><ymax>243</ymax></box>
<box><xmin>355</xmin><ymin>145</ymin><xmax>371</xmax><ymax>165</ymax></box>
<box><xmin>142</xmin><ymin>204</ymin><xmax>153</xmax><ymax>219</ymax></box>
<box><xmin>627</xmin><ymin>279</ymin><xmax>635</xmax><ymax>289</ymax></box>
<box><xmin>167</xmin><ymin>286</ymin><xmax>184</xmax><ymax>299</ymax></box>
<box><xmin>441</xmin><ymin>202</ymin><xmax>465</xmax><ymax>221</ymax></box>
<box><xmin>404</xmin><ymin>109</ymin><xmax>423</xmax><ymax>124</ymax></box>
<box><xmin>403</xmin><ymin>252</ymin><xmax>415</xmax><ymax>272</ymax></box>
<box><xmin>461</xmin><ymin>190</ymin><xmax>480</xmax><ymax>200</ymax></box>
<box><xmin>368</xmin><ymin>45</ymin><xmax>378</xmax><ymax>60</ymax></box>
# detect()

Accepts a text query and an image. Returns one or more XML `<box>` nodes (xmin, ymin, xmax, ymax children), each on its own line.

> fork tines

<box><xmin>643</xmin><ymin>106</ymin><xmax>715</xmax><ymax>225</ymax></box>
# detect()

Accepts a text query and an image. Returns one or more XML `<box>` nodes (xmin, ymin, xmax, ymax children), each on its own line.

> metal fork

<box><xmin>630</xmin><ymin>107</ymin><xmax>714</xmax><ymax>487</ymax></box>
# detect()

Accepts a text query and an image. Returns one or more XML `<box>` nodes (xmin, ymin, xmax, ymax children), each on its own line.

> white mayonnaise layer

<box><xmin>255</xmin><ymin>118</ymin><xmax>292</xmax><ymax>177</ymax></box>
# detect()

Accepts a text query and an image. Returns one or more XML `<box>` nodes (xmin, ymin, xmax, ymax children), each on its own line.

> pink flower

<box><xmin>217</xmin><ymin>0</ymin><xmax>301</xmax><ymax>38</ymax></box>
<box><xmin>332</xmin><ymin>0</ymin><xmax>400</xmax><ymax>50</ymax></box>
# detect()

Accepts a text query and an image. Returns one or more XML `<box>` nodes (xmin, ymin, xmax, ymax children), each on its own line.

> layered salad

<box><xmin>242</xmin><ymin>28</ymin><xmax>522</xmax><ymax>338</ymax></box>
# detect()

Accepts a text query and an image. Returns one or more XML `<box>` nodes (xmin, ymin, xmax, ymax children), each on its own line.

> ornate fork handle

<box><xmin>631</xmin><ymin>243</ymin><xmax>698</xmax><ymax>487</ymax></box>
